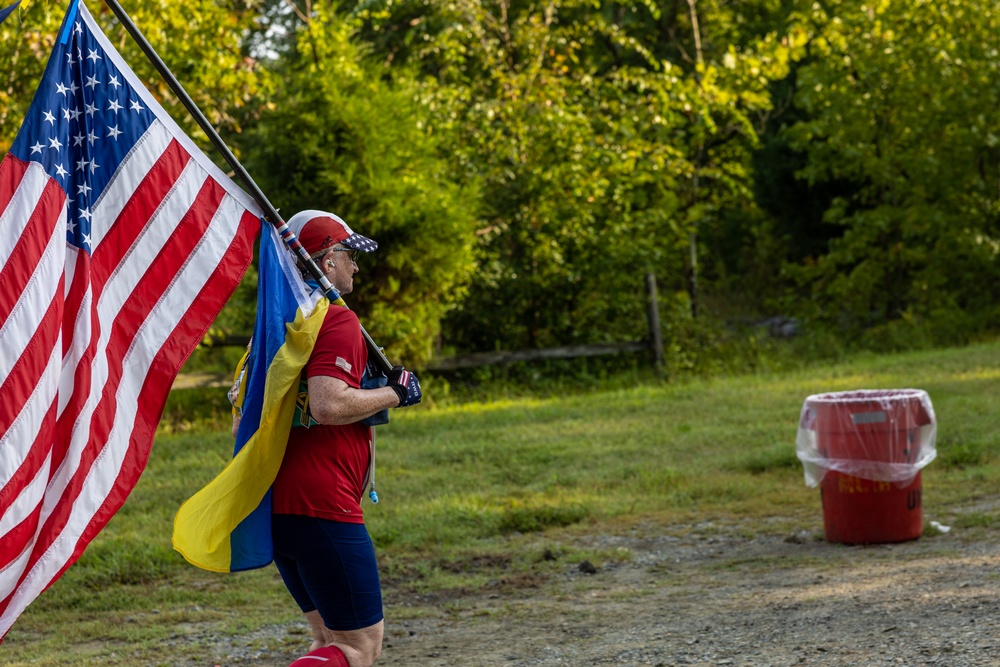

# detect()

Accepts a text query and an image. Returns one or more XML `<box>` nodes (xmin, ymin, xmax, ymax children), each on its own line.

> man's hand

<box><xmin>388</xmin><ymin>366</ymin><xmax>422</xmax><ymax>407</ymax></box>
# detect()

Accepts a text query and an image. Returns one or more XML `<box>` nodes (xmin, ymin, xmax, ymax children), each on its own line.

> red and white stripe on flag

<box><xmin>0</xmin><ymin>0</ymin><xmax>261</xmax><ymax>638</ymax></box>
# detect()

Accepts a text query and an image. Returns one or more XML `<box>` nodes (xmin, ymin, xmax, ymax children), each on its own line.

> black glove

<box><xmin>388</xmin><ymin>366</ymin><xmax>422</xmax><ymax>407</ymax></box>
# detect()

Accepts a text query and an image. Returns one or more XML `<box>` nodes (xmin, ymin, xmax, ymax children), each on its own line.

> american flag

<box><xmin>0</xmin><ymin>0</ymin><xmax>261</xmax><ymax>637</ymax></box>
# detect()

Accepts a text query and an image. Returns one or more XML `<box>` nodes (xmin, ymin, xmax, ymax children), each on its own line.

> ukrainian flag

<box><xmin>173</xmin><ymin>223</ymin><xmax>329</xmax><ymax>572</ymax></box>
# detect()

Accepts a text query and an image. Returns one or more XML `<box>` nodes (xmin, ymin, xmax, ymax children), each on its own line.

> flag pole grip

<box><xmin>101</xmin><ymin>0</ymin><xmax>393</xmax><ymax>374</ymax></box>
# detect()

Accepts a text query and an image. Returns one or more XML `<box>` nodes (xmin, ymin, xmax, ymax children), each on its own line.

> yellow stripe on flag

<box><xmin>172</xmin><ymin>299</ymin><xmax>330</xmax><ymax>572</ymax></box>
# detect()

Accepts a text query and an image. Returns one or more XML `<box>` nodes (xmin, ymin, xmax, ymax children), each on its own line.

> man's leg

<box><xmin>322</xmin><ymin>618</ymin><xmax>384</xmax><ymax>667</ymax></box>
<box><xmin>276</xmin><ymin>517</ymin><xmax>384</xmax><ymax>666</ymax></box>
<box><xmin>305</xmin><ymin>609</ymin><xmax>327</xmax><ymax>652</ymax></box>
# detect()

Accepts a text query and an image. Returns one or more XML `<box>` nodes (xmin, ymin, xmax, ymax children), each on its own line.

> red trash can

<box><xmin>796</xmin><ymin>389</ymin><xmax>937</xmax><ymax>545</ymax></box>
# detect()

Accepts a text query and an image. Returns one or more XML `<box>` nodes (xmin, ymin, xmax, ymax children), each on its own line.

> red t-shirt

<box><xmin>272</xmin><ymin>306</ymin><xmax>372</xmax><ymax>523</ymax></box>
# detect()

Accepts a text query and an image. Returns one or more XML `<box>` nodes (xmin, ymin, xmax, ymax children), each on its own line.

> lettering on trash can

<box><xmin>837</xmin><ymin>475</ymin><xmax>892</xmax><ymax>494</ymax></box>
<box><xmin>907</xmin><ymin>488</ymin><xmax>922</xmax><ymax>511</ymax></box>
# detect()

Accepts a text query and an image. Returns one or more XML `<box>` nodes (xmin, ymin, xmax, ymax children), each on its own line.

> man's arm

<box><xmin>307</xmin><ymin>375</ymin><xmax>400</xmax><ymax>425</ymax></box>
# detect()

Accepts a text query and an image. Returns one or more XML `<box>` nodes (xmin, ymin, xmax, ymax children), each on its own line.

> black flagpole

<box><xmin>101</xmin><ymin>0</ymin><xmax>393</xmax><ymax>374</ymax></box>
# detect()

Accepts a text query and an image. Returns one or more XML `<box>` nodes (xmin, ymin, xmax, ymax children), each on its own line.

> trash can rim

<box><xmin>806</xmin><ymin>389</ymin><xmax>927</xmax><ymax>404</ymax></box>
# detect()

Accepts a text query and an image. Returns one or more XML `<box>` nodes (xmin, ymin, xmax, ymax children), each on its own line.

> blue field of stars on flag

<box><xmin>9</xmin><ymin>0</ymin><xmax>157</xmax><ymax>254</ymax></box>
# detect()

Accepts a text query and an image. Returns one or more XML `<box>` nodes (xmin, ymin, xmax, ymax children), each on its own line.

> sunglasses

<box><xmin>332</xmin><ymin>247</ymin><xmax>361</xmax><ymax>263</ymax></box>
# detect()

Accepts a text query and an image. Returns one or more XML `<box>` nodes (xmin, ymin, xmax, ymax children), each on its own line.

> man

<box><xmin>268</xmin><ymin>210</ymin><xmax>422</xmax><ymax>667</ymax></box>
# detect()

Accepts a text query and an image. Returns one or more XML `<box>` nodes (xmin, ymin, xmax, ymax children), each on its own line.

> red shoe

<box><xmin>288</xmin><ymin>645</ymin><xmax>349</xmax><ymax>667</ymax></box>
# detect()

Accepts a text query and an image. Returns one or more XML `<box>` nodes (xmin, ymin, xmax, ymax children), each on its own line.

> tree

<box><xmin>348</xmin><ymin>0</ymin><xmax>799</xmax><ymax>351</ymax></box>
<box><xmin>783</xmin><ymin>0</ymin><xmax>1000</xmax><ymax>346</ymax></box>
<box><xmin>235</xmin><ymin>4</ymin><xmax>479</xmax><ymax>364</ymax></box>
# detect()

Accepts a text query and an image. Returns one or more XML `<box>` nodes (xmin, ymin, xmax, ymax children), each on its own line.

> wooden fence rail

<box><xmin>427</xmin><ymin>341</ymin><xmax>649</xmax><ymax>371</ymax></box>
<box><xmin>428</xmin><ymin>272</ymin><xmax>664</xmax><ymax>371</ymax></box>
<box><xmin>187</xmin><ymin>273</ymin><xmax>664</xmax><ymax>381</ymax></box>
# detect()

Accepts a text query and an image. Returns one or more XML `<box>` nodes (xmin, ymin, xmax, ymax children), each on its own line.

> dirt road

<box><xmin>224</xmin><ymin>515</ymin><xmax>1000</xmax><ymax>667</ymax></box>
<box><xmin>378</xmin><ymin>526</ymin><xmax>999</xmax><ymax>667</ymax></box>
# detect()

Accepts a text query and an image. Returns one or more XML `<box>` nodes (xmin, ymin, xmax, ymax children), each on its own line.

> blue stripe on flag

<box><xmin>172</xmin><ymin>224</ymin><xmax>324</xmax><ymax>573</ymax></box>
<box><xmin>228</xmin><ymin>230</ymin><xmax>304</xmax><ymax>571</ymax></box>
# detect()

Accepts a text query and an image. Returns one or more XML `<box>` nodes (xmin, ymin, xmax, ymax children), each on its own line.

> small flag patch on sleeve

<box><xmin>335</xmin><ymin>357</ymin><xmax>352</xmax><ymax>373</ymax></box>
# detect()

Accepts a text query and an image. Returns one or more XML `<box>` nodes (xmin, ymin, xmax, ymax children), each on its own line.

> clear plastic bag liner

<box><xmin>796</xmin><ymin>389</ymin><xmax>936</xmax><ymax>488</ymax></box>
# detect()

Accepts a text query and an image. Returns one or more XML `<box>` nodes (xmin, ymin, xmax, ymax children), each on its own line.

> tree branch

<box><xmin>685</xmin><ymin>0</ymin><xmax>703</xmax><ymax>67</ymax></box>
<box><xmin>283</xmin><ymin>0</ymin><xmax>309</xmax><ymax>25</ymax></box>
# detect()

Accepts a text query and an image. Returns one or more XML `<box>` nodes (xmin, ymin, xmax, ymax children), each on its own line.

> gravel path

<box><xmin>377</xmin><ymin>528</ymin><xmax>1000</xmax><ymax>667</ymax></box>
<box><xmin>216</xmin><ymin>517</ymin><xmax>1000</xmax><ymax>667</ymax></box>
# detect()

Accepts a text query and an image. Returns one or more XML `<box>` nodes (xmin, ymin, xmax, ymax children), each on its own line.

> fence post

<box><xmin>645</xmin><ymin>272</ymin><xmax>664</xmax><ymax>369</ymax></box>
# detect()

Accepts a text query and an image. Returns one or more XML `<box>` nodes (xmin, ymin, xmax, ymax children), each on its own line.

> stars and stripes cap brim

<box><xmin>287</xmin><ymin>209</ymin><xmax>377</xmax><ymax>255</ymax></box>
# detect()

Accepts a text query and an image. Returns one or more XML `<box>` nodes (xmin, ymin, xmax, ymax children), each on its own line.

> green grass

<box><xmin>5</xmin><ymin>340</ymin><xmax>1000</xmax><ymax>665</ymax></box>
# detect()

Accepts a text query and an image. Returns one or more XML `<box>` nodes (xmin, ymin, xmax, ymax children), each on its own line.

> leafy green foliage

<box><xmin>8</xmin><ymin>0</ymin><xmax>1000</xmax><ymax>370</ymax></box>
<box><xmin>347</xmin><ymin>0</ymin><xmax>800</xmax><ymax>351</ymax></box>
<box><xmin>235</xmin><ymin>6</ymin><xmax>479</xmax><ymax>364</ymax></box>
<box><xmin>781</xmin><ymin>0</ymin><xmax>1000</xmax><ymax>346</ymax></box>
